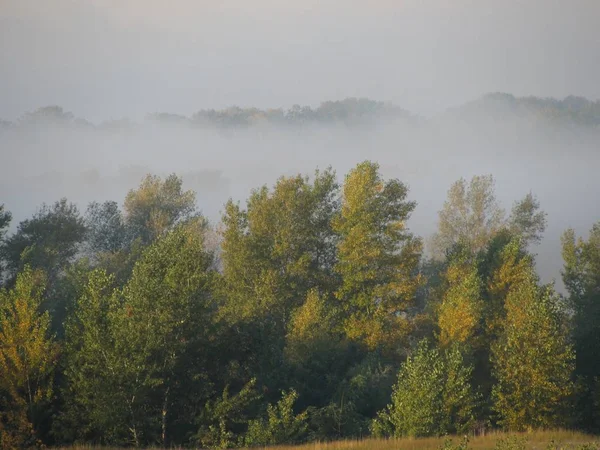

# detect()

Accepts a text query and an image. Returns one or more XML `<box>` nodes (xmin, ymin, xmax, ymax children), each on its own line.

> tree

<box><xmin>437</xmin><ymin>250</ymin><xmax>483</xmax><ymax>349</ymax></box>
<box><xmin>333</xmin><ymin>161</ymin><xmax>422</xmax><ymax>352</ymax></box>
<box><xmin>0</xmin><ymin>204</ymin><xmax>10</xmax><ymax>241</ymax></box>
<box><xmin>84</xmin><ymin>201</ymin><xmax>130</xmax><ymax>255</ymax></box>
<box><xmin>218</xmin><ymin>169</ymin><xmax>340</xmax><ymax>395</ymax></box>
<box><xmin>0</xmin><ymin>204</ymin><xmax>11</xmax><ymax>282</ymax></box>
<box><xmin>63</xmin><ymin>220</ymin><xmax>216</xmax><ymax>446</ymax></box>
<box><xmin>194</xmin><ymin>379</ymin><xmax>261</xmax><ymax>449</ymax></box>
<box><xmin>243</xmin><ymin>390</ymin><xmax>309</xmax><ymax>447</ymax></box>
<box><xmin>562</xmin><ymin>224</ymin><xmax>600</xmax><ymax>430</ymax></box>
<box><xmin>491</xmin><ymin>240</ymin><xmax>574</xmax><ymax>430</ymax></box>
<box><xmin>59</xmin><ymin>269</ymin><xmax>126</xmax><ymax>445</ymax></box>
<box><xmin>123</xmin><ymin>173</ymin><xmax>197</xmax><ymax>244</ymax></box>
<box><xmin>109</xmin><ymin>220</ymin><xmax>216</xmax><ymax>446</ymax></box>
<box><xmin>1</xmin><ymin>199</ymin><xmax>86</xmax><ymax>283</ymax></box>
<box><xmin>0</xmin><ymin>267</ymin><xmax>58</xmax><ymax>445</ymax></box>
<box><xmin>371</xmin><ymin>340</ymin><xmax>477</xmax><ymax>437</ymax></box>
<box><xmin>509</xmin><ymin>193</ymin><xmax>547</xmax><ymax>246</ymax></box>
<box><xmin>431</xmin><ymin>175</ymin><xmax>505</xmax><ymax>259</ymax></box>
<box><xmin>284</xmin><ymin>289</ymin><xmax>351</xmax><ymax>416</ymax></box>
<box><xmin>220</xmin><ymin>169</ymin><xmax>339</xmax><ymax>324</ymax></box>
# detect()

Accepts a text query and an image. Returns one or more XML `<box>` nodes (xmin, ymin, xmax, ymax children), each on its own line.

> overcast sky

<box><xmin>1</xmin><ymin>0</ymin><xmax>600</xmax><ymax>122</ymax></box>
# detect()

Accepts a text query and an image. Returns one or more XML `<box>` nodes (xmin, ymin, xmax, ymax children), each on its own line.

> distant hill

<box><xmin>445</xmin><ymin>92</ymin><xmax>600</xmax><ymax>127</ymax></box>
<box><xmin>2</xmin><ymin>94</ymin><xmax>599</xmax><ymax>130</ymax></box>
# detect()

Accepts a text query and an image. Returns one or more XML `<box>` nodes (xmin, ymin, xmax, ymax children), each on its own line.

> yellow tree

<box><xmin>124</xmin><ymin>173</ymin><xmax>197</xmax><ymax>244</ymax></box>
<box><xmin>333</xmin><ymin>161</ymin><xmax>422</xmax><ymax>353</ymax></box>
<box><xmin>491</xmin><ymin>240</ymin><xmax>574</xmax><ymax>430</ymax></box>
<box><xmin>0</xmin><ymin>267</ymin><xmax>58</xmax><ymax>446</ymax></box>
<box><xmin>437</xmin><ymin>252</ymin><xmax>483</xmax><ymax>349</ymax></box>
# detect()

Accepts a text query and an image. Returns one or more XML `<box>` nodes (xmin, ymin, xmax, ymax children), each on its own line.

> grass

<box><xmin>244</xmin><ymin>431</ymin><xmax>598</xmax><ymax>450</ymax></box>
<box><xmin>62</xmin><ymin>430</ymin><xmax>599</xmax><ymax>450</ymax></box>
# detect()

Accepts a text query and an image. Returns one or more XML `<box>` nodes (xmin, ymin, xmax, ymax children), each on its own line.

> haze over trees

<box><xmin>0</xmin><ymin>161</ymin><xmax>595</xmax><ymax>447</ymax></box>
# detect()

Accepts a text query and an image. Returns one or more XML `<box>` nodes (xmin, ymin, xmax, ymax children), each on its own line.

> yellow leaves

<box><xmin>437</xmin><ymin>262</ymin><xmax>483</xmax><ymax>348</ymax></box>
<box><xmin>0</xmin><ymin>267</ymin><xmax>57</xmax><ymax>440</ymax></box>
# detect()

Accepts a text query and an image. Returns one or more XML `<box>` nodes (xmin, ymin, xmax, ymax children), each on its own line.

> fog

<box><xmin>1</xmin><ymin>0</ymin><xmax>600</xmax><ymax>288</ymax></box>
<box><xmin>2</xmin><ymin>105</ymin><xmax>600</xmax><ymax>290</ymax></box>
<box><xmin>2</xmin><ymin>0</ymin><xmax>600</xmax><ymax>120</ymax></box>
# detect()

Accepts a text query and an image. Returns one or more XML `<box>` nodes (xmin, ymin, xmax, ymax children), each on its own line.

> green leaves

<box><xmin>372</xmin><ymin>340</ymin><xmax>478</xmax><ymax>437</ymax></box>
<box><xmin>243</xmin><ymin>389</ymin><xmax>309</xmax><ymax>447</ymax></box>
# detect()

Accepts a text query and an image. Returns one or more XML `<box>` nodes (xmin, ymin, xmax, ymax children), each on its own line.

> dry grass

<box><xmin>243</xmin><ymin>430</ymin><xmax>597</xmax><ymax>450</ymax></box>
<box><xmin>62</xmin><ymin>430</ymin><xmax>599</xmax><ymax>450</ymax></box>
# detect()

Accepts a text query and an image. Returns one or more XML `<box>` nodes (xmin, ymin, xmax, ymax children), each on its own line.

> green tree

<box><xmin>562</xmin><ymin>224</ymin><xmax>600</xmax><ymax>430</ymax></box>
<box><xmin>371</xmin><ymin>340</ymin><xmax>477</xmax><ymax>437</ymax></box>
<box><xmin>84</xmin><ymin>200</ymin><xmax>130</xmax><ymax>255</ymax></box>
<box><xmin>492</xmin><ymin>240</ymin><xmax>574</xmax><ymax>430</ymax></box>
<box><xmin>243</xmin><ymin>389</ymin><xmax>309</xmax><ymax>447</ymax></box>
<box><xmin>333</xmin><ymin>161</ymin><xmax>422</xmax><ymax>352</ymax></box>
<box><xmin>220</xmin><ymin>168</ymin><xmax>339</xmax><ymax>324</ymax></box>
<box><xmin>59</xmin><ymin>269</ymin><xmax>125</xmax><ymax>444</ymax></box>
<box><xmin>123</xmin><ymin>173</ymin><xmax>197</xmax><ymax>244</ymax></box>
<box><xmin>195</xmin><ymin>379</ymin><xmax>261</xmax><ymax>449</ymax></box>
<box><xmin>0</xmin><ymin>204</ymin><xmax>11</xmax><ymax>283</ymax></box>
<box><xmin>218</xmin><ymin>169</ymin><xmax>340</xmax><ymax>394</ymax></box>
<box><xmin>1</xmin><ymin>199</ymin><xmax>86</xmax><ymax>284</ymax></box>
<box><xmin>0</xmin><ymin>267</ymin><xmax>58</xmax><ymax>445</ymax></box>
<box><xmin>109</xmin><ymin>219</ymin><xmax>216</xmax><ymax>446</ymax></box>
<box><xmin>509</xmin><ymin>193</ymin><xmax>547</xmax><ymax>246</ymax></box>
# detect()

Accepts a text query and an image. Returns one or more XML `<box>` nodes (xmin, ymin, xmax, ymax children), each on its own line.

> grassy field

<box><xmin>238</xmin><ymin>430</ymin><xmax>598</xmax><ymax>450</ymax></box>
<box><xmin>63</xmin><ymin>430</ymin><xmax>599</xmax><ymax>450</ymax></box>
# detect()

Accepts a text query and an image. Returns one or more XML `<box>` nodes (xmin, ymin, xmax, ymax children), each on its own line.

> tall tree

<box><xmin>333</xmin><ymin>161</ymin><xmax>422</xmax><ymax>353</ymax></box>
<box><xmin>0</xmin><ymin>204</ymin><xmax>11</xmax><ymax>283</ymax></box>
<box><xmin>220</xmin><ymin>169</ymin><xmax>339</xmax><ymax>323</ymax></box>
<box><xmin>219</xmin><ymin>169</ymin><xmax>340</xmax><ymax>394</ymax></box>
<box><xmin>123</xmin><ymin>173</ymin><xmax>197</xmax><ymax>244</ymax></box>
<box><xmin>437</xmin><ymin>249</ymin><xmax>483</xmax><ymax>349</ymax></box>
<box><xmin>59</xmin><ymin>269</ymin><xmax>125</xmax><ymax>445</ymax></box>
<box><xmin>109</xmin><ymin>219</ymin><xmax>216</xmax><ymax>446</ymax></box>
<box><xmin>0</xmin><ymin>267</ymin><xmax>58</xmax><ymax>445</ymax></box>
<box><xmin>1</xmin><ymin>199</ymin><xmax>86</xmax><ymax>284</ymax></box>
<box><xmin>509</xmin><ymin>193</ymin><xmax>547</xmax><ymax>246</ymax></box>
<box><xmin>562</xmin><ymin>223</ymin><xmax>600</xmax><ymax>430</ymax></box>
<box><xmin>84</xmin><ymin>200</ymin><xmax>130</xmax><ymax>256</ymax></box>
<box><xmin>491</xmin><ymin>240</ymin><xmax>574</xmax><ymax>430</ymax></box>
<box><xmin>431</xmin><ymin>175</ymin><xmax>505</xmax><ymax>259</ymax></box>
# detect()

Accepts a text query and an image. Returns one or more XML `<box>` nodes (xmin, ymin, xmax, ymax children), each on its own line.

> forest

<box><xmin>1</xmin><ymin>161</ymin><xmax>599</xmax><ymax>448</ymax></box>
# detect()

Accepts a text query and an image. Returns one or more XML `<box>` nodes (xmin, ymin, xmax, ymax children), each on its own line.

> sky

<box><xmin>1</xmin><ymin>0</ymin><xmax>600</xmax><ymax>122</ymax></box>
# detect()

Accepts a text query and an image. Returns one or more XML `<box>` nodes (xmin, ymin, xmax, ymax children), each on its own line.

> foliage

<box><xmin>0</xmin><ymin>165</ymin><xmax>588</xmax><ymax>446</ymax></box>
<box><xmin>562</xmin><ymin>223</ymin><xmax>600</xmax><ymax>430</ymax></box>
<box><xmin>431</xmin><ymin>175</ymin><xmax>505</xmax><ymax>259</ymax></box>
<box><xmin>495</xmin><ymin>435</ymin><xmax>528</xmax><ymax>450</ymax></box>
<box><xmin>492</xmin><ymin>240</ymin><xmax>575</xmax><ymax>430</ymax></box>
<box><xmin>243</xmin><ymin>389</ymin><xmax>309</xmax><ymax>447</ymax></box>
<box><xmin>333</xmin><ymin>161</ymin><xmax>422</xmax><ymax>352</ymax></box>
<box><xmin>84</xmin><ymin>200</ymin><xmax>130</xmax><ymax>255</ymax></box>
<box><xmin>0</xmin><ymin>267</ymin><xmax>58</xmax><ymax>445</ymax></box>
<box><xmin>195</xmin><ymin>379</ymin><xmax>261</xmax><ymax>449</ymax></box>
<box><xmin>509</xmin><ymin>193</ymin><xmax>547</xmax><ymax>246</ymax></box>
<box><xmin>123</xmin><ymin>173</ymin><xmax>197</xmax><ymax>244</ymax></box>
<box><xmin>0</xmin><ymin>199</ymin><xmax>86</xmax><ymax>282</ymax></box>
<box><xmin>437</xmin><ymin>250</ymin><xmax>483</xmax><ymax>348</ymax></box>
<box><xmin>371</xmin><ymin>340</ymin><xmax>477</xmax><ymax>437</ymax></box>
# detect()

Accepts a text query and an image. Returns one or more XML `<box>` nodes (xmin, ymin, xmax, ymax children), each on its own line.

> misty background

<box><xmin>2</xmin><ymin>0</ymin><xmax>600</xmax><ymax>288</ymax></box>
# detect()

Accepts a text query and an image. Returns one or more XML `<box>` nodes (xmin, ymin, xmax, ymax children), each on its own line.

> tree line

<box><xmin>0</xmin><ymin>163</ymin><xmax>599</xmax><ymax>447</ymax></box>
<box><xmin>2</xmin><ymin>94</ymin><xmax>600</xmax><ymax>131</ymax></box>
